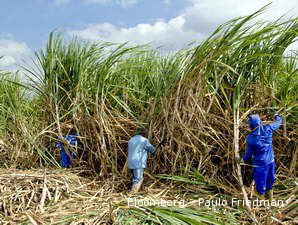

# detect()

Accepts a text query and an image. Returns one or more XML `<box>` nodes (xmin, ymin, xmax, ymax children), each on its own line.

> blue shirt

<box><xmin>243</xmin><ymin>115</ymin><xmax>282</xmax><ymax>167</ymax></box>
<box><xmin>56</xmin><ymin>134</ymin><xmax>77</xmax><ymax>167</ymax></box>
<box><xmin>128</xmin><ymin>135</ymin><xmax>156</xmax><ymax>169</ymax></box>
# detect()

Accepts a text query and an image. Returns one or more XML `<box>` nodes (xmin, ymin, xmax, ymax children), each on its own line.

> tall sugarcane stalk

<box><xmin>233</xmin><ymin>105</ymin><xmax>257</xmax><ymax>222</ymax></box>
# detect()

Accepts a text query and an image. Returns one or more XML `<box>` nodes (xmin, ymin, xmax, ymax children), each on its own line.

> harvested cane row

<box><xmin>0</xmin><ymin>169</ymin><xmax>297</xmax><ymax>224</ymax></box>
<box><xmin>0</xmin><ymin>169</ymin><xmax>119</xmax><ymax>224</ymax></box>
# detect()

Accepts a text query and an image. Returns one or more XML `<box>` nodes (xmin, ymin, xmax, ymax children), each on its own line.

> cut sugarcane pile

<box><xmin>0</xmin><ymin>168</ymin><xmax>121</xmax><ymax>224</ymax></box>
<box><xmin>0</xmin><ymin>168</ymin><xmax>297</xmax><ymax>224</ymax></box>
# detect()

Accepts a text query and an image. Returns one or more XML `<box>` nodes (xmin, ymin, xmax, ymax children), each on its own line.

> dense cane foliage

<box><xmin>0</xmin><ymin>9</ymin><xmax>297</xmax><ymax>224</ymax></box>
<box><xmin>1</xmin><ymin>10</ymin><xmax>297</xmax><ymax>176</ymax></box>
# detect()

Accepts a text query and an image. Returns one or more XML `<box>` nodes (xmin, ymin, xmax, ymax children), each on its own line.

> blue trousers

<box><xmin>130</xmin><ymin>168</ymin><xmax>144</xmax><ymax>185</ymax></box>
<box><xmin>253</xmin><ymin>162</ymin><xmax>275</xmax><ymax>195</ymax></box>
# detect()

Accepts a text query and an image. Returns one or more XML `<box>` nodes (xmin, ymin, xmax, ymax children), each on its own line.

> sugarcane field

<box><xmin>0</xmin><ymin>1</ymin><xmax>297</xmax><ymax>225</ymax></box>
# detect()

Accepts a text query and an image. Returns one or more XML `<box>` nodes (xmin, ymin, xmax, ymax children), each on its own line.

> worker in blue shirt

<box><xmin>56</xmin><ymin>133</ymin><xmax>78</xmax><ymax>168</ymax></box>
<box><xmin>243</xmin><ymin>114</ymin><xmax>282</xmax><ymax>200</ymax></box>
<box><xmin>128</xmin><ymin>127</ymin><xmax>156</xmax><ymax>193</ymax></box>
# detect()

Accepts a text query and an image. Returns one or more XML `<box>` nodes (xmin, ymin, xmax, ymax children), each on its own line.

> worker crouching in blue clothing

<box><xmin>56</xmin><ymin>133</ymin><xmax>78</xmax><ymax>168</ymax></box>
<box><xmin>128</xmin><ymin>127</ymin><xmax>156</xmax><ymax>193</ymax></box>
<box><xmin>243</xmin><ymin>114</ymin><xmax>282</xmax><ymax>200</ymax></box>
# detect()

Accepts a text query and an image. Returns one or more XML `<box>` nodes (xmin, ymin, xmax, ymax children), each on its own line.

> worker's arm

<box><xmin>56</xmin><ymin>135</ymin><xmax>66</xmax><ymax>148</ymax></box>
<box><xmin>56</xmin><ymin>140</ymin><xmax>63</xmax><ymax>148</ymax></box>
<box><xmin>243</xmin><ymin>141</ymin><xmax>253</xmax><ymax>162</ymax></box>
<box><xmin>268</xmin><ymin>114</ymin><xmax>282</xmax><ymax>131</ymax></box>
<box><xmin>144</xmin><ymin>139</ymin><xmax>156</xmax><ymax>155</ymax></box>
<box><xmin>70</xmin><ymin>137</ymin><xmax>78</xmax><ymax>146</ymax></box>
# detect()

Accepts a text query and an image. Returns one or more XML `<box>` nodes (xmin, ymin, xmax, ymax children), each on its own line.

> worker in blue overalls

<box><xmin>243</xmin><ymin>114</ymin><xmax>282</xmax><ymax>200</ymax></box>
<box><xmin>128</xmin><ymin>127</ymin><xmax>156</xmax><ymax>193</ymax></box>
<box><xmin>56</xmin><ymin>132</ymin><xmax>78</xmax><ymax>168</ymax></box>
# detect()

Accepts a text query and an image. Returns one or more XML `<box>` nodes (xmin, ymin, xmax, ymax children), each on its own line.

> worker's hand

<box><xmin>274</xmin><ymin>113</ymin><xmax>281</xmax><ymax>120</ymax></box>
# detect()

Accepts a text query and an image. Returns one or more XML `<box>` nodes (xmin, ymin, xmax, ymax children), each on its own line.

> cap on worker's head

<box><xmin>248</xmin><ymin>114</ymin><xmax>262</xmax><ymax>130</ymax></box>
<box><xmin>135</xmin><ymin>127</ymin><xmax>147</xmax><ymax>136</ymax></box>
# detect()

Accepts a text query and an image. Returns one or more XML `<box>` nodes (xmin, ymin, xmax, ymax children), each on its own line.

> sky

<box><xmin>0</xmin><ymin>0</ymin><xmax>297</xmax><ymax>70</ymax></box>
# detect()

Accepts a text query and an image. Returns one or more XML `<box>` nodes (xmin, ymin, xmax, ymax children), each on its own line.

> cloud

<box><xmin>0</xmin><ymin>39</ymin><xmax>32</xmax><ymax>69</ymax></box>
<box><xmin>162</xmin><ymin>0</ymin><xmax>172</xmax><ymax>5</ymax></box>
<box><xmin>82</xmin><ymin>0</ymin><xmax>138</xmax><ymax>8</ymax></box>
<box><xmin>69</xmin><ymin>0</ymin><xmax>298</xmax><ymax>52</ymax></box>
<box><xmin>184</xmin><ymin>0</ymin><xmax>298</xmax><ymax>34</ymax></box>
<box><xmin>68</xmin><ymin>16</ymin><xmax>203</xmax><ymax>51</ymax></box>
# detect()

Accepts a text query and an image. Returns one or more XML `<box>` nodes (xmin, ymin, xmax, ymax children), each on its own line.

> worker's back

<box><xmin>244</xmin><ymin>115</ymin><xmax>282</xmax><ymax>166</ymax></box>
<box><xmin>56</xmin><ymin>133</ymin><xmax>77</xmax><ymax>167</ymax></box>
<box><xmin>247</xmin><ymin>125</ymin><xmax>275</xmax><ymax>166</ymax></box>
<box><xmin>128</xmin><ymin>134</ymin><xmax>155</xmax><ymax>169</ymax></box>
